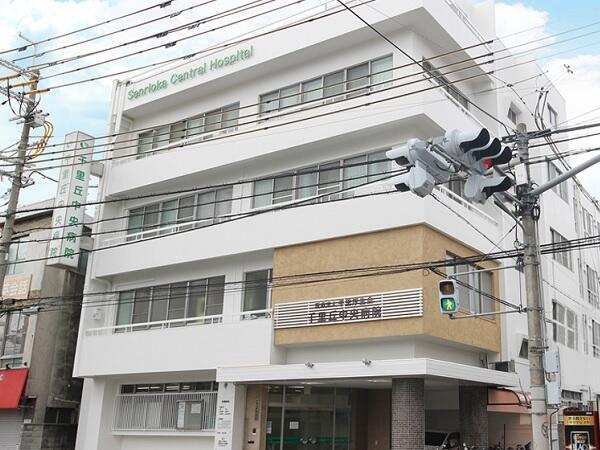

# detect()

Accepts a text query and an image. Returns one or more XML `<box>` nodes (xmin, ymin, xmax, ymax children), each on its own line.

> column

<box><xmin>459</xmin><ymin>385</ymin><xmax>489</xmax><ymax>448</ymax></box>
<box><xmin>391</xmin><ymin>378</ymin><xmax>425</xmax><ymax>450</ymax></box>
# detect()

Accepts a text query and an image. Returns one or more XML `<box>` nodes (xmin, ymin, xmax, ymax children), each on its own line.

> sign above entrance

<box><xmin>127</xmin><ymin>46</ymin><xmax>254</xmax><ymax>101</ymax></box>
<box><xmin>273</xmin><ymin>289</ymin><xmax>423</xmax><ymax>329</ymax></box>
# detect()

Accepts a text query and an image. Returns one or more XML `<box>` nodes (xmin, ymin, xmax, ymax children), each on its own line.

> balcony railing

<box><xmin>85</xmin><ymin>308</ymin><xmax>272</xmax><ymax>336</ymax></box>
<box><xmin>113</xmin><ymin>391</ymin><xmax>217</xmax><ymax>432</ymax></box>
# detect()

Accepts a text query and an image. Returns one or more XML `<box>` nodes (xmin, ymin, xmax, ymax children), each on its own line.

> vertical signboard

<box><xmin>564</xmin><ymin>410</ymin><xmax>600</xmax><ymax>450</ymax></box>
<box><xmin>47</xmin><ymin>131</ymin><xmax>93</xmax><ymax>268</ymax></box>
<box><xmin>215</xmin><ymin>383</ymin><xmax>235</xmax><ymax>450</ymax></box>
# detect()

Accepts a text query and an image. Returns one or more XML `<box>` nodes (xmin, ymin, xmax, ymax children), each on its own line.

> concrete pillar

<box><xmin>391</xmin><ymin>378</ymin><xmax>425</xmax><ymax>450</ymax></box>
<box><xmin>459</xmin><ymin>386</ymin><xmax>489</xmax><ymax>448</ymax></box>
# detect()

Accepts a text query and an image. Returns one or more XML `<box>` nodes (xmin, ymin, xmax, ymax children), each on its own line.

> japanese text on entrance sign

<box><xmin>564</xmin><ymin>416</ymin><xmax>595</xmax><ymax>426</ymax></box>
<box><xmin>46</xmin><ymin>131</ymin><xmax>93</xmax><ymax>268</ymax></box>
<box><xmin>273</xmin><ymin>289</ymin><xmax>423</xmax><ymax>329</ymax></box>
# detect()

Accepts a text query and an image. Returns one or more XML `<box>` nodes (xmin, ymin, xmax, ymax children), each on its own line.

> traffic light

<box><xmin>385</xmin><ymin>138</ymin><xmax>451</xmax><ymax>197</ymax></box>
<box><xmin>439</xmin><ymin>279</ymin><xmax>458</xmax><ymax>315</ymax></box>
<box><xmin>443</xmin><ymin>128</ymin><xmax>513</xmax><ymax>203</ymax></box>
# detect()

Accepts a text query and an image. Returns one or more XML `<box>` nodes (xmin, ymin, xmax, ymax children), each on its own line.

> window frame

<box><xmin>445</xmin><ymin>253</ymin><xmax>494</xmax><ymax>315</ymax></box>
<box><xmin>552</xmin><ymin>300</ymin><xmax>577</xmax><ymax>350</ymax></box>
<box><xmin>550</xmin><ymin>228</ymin><xmax>572</xmax><ymax>270</ymax></box>
<box><xmin>548</xmin><ymin>163</ymin><xmax>569</xmax><ymax>202</ymax></box>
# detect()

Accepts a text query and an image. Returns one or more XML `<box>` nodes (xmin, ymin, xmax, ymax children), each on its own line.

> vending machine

<box><xmin>563</xmin><ymin>410</ymin><xmax>600</xmax><ymax>450</ymax></box>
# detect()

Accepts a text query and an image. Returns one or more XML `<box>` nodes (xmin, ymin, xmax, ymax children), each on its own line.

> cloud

<box><xmin>495</xmin><ymin>2</ymin><xmax>551</xmax><ymax>52</ymax></box>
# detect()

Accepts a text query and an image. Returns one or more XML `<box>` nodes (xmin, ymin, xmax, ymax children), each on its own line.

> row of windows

<box><xmin>253</xmin><ymin>150</ymin><xmax>391</xmax><ymax>208</ymax></box>
<box><xmin>126</xmin><ymin>187</ymin><xmax>233</xmax><ymax>239</ymax></box>
<box><xmin>120</xmin><ymin>382</ymin><xmax>217</xmax><ymax>394</ymax></box>
<box><xmin>125</xmin><ymin>149</ymin><xmax>392</xmax><ymax>237</ymax></box>
<box><xmin>137</xmin><ymin>103</ymin><xmax>240</xmax><ymax>155</ymax></box>
<box><xmin>445</xmin><ymin>254</ymin><xmax>494</xmax><ymax>314</ymax></box>
<box><xmin>115</xmin><ymin>269</ymin><xmax>271</xmax><ymax>328</ymax></box>
<box><xmin>134</xmin><ymin>55</ymin><xmax>399</xmax><ymax>155</ymax></box>
<box><xmin>259</xmin><ymin>55</ymin><xmax>393</xmax><ymax>115</ymax></box>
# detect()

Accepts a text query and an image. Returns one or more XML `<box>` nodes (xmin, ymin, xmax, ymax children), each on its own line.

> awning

<box><xmin>488</xmin><ymin>387</ymin><xmax>531</xmax><ymax>414</ymax></box>
<box><xmin>0</xmin><ymin>368</ymin><xmax>28</xmax><ymax>409</ymax></box>
<box><xmin>217</xmin><ymin>358</ymin><xmax>519</xmax><ymax>387</ymax></box>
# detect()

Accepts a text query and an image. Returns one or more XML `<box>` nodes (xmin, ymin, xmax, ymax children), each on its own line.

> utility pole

<box><xmin>0</xmin><ymin>35</ymin><xmax>40</xmax><ymax>295</ymax></box>
<box><xmin>516</xmin><ymin>123</ymin><xmax>549</xmax><ymax>450</ymax></box>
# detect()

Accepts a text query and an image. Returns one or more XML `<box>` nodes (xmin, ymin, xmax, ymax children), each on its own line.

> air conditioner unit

<box><xmin>491</xmin><ymin>360</ymin><xmax>516</xmax><ymax>373</ymax></box>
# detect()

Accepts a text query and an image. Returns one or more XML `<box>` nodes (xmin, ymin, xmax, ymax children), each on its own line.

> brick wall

<box><xmin>391</xmin><ymin>378</ymin><xmax>425</xmax><ymax>450</ymax></box>
<box><xmin>459</xmin><ymin>386</ymin><xmax>489</xmax><ymax>447</ymax></box>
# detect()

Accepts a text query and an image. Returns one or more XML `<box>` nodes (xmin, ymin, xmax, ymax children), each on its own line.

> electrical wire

<box><xmin>12</xmin><ymin>0</ymin><xmax>220</xmax><ymax>63</ymax></box>
<box><xmin>0</xmin><ymin>0</ymin><xmax>182</xmax><ymax>56</ymax></box>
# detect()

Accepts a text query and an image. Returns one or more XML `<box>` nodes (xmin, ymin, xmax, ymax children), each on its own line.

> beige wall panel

<box><xmin>273</xmin><ymin>225</ymin><xmax>501</xmax><ymax>352</ymax></box>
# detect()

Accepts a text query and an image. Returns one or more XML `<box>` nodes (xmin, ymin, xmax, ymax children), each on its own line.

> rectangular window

<box><xmin>548</xmin><ymin>104</ymin><xmax>558</xmax><ymax>128</ymax></box>
<box><xmin>115</xmin><ymin>277</ymin><xmax>226</xmax><ymax>329</ymax></box>
<box><xmin>0</xmin><ymin>311</ymin><xmax>26</xmax><ymax>360</ymax></box>
<box><xmin>259</xmin><ymin>55</ymin><xmax>393</xmax><ymax>114</ymax></box>
<box><xmin>508</xmin><ymin>106</ymin><xmax>519</xmax><ymax>124</ymax></box>
<box><xmin>592</xmin><ymin>320</ymin><xmax>600</xmax><ymax>358</ymax></box>
<box><xmin>7</xmin><ymin>239</ymin><xmax>28</xmax><ymax>275</ymax></box>
<box><xmin>548</xmin><ymin>163</ymin><xmax>568</xmax><ymax>202</ymax></box>
<box><xmin>586</xmin><ymin>265</ymin><xmax>599</xmax><ymax>308</ymax></box>
<box><xmin>446</xmin><ymin>254</ymin><xmax>494</xmax><ymax>314</ymax></box>
<box><xmin>551</xmin><ymin>229</ymin><xmax>572</xmax><ymax>270</ymax></box>
<box><xmin>242</xmin><ymin>269</ymin><xmax>272</xmax><ymax>317</ymax></box>
<box><xmin>136</xmin><ymin>104</ymin><xmax>240</xmax><ymax>154</ymax></box>
<box><xmin>552</xmin><ymin>300</ymin><xmax>577</xmax><ymax>350</ymax></box>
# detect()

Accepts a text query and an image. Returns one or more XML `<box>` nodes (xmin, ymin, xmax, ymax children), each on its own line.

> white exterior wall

<box><xmin>73</xmin><ymin>1</ymin><xmax>600</xmax><ymax>449</ymax></box>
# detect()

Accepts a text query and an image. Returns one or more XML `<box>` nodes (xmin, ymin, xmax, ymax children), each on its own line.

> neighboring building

<box><xmin>72</xmin><ymin>2</ymin><xmax>600</xmax><ymax>450</ymax></box>
<box><xmin>0</xmin><ymin>198</ymin><xmax>90</xmax><ymax>450</ymax></box>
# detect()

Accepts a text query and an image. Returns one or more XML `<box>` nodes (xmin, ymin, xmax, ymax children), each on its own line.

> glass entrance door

<box><xmin>265</xmin><ymin>386</ymin><xmax>351</xmax><ymax>450</ymax></box>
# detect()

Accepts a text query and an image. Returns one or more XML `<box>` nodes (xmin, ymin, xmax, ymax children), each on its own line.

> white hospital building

<box><xmin>72</xmin><ymin>1</ymin><xmax>600</xmax><ymax>450</ymax></box>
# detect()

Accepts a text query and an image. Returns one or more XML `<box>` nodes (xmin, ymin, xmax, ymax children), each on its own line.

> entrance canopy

<box><xmin>217</xmin><ymin>358</ymin><xmax>518</xmax><ymax>387</ymax></box>
<box><xmin>0</xmin><ymin>368</ymin><xmax>28</xmax><ymax>409</ymax></box>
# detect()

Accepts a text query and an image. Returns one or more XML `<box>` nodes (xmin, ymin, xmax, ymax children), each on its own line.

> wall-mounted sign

<box><xmin>214</xmin><ymin>383</ymin><xmax>235</xmax><ymax>450</ymax></box>
<box><xmin>2</xmin><ymin>273</ymin><xmax>31</xmax><ymax>299</ymax></box>
<box><xmin>47</xmin><ymin>131</ymin><xmax>93</xmax><ymax>269</ymax></box>
<box><xmin>127</xmin><ymin>46</ymin><xmax>254</xmax><ymax>101</ymax></box>
<box><xmin>273</xmin><ymin>289</ymin><xmax>423</xmax><ymax>329</ymax></box>
<box><xmin>563</xmin><ymin>411</ymin><xmax>599</xmax><ymax>450</ymax></box>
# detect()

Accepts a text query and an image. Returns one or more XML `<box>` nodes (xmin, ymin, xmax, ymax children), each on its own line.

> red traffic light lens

<box><xmin>439</xmin><ymin>280</ymin><xmax>455</xmax><ymax>295</ymax></box>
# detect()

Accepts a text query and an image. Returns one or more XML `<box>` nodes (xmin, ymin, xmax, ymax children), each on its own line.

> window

<box><xmin>7</xmin><ymin>238</ymin><xmax>28</xmax><ymax>275</ymax></box>
<box><xmin>507</xmin><ymin>105</ymin><xmax>519</xmax><ymax>124</ymax></box>
<box><xmin>518</xmin><ymin>338</ymin><xmax>529</xmax><ymax>359</ymax></box>
<box><xmin>583</xmin><ymin>315</ymin><xmax>590</xmax><ymax>355</ymax></box>
<box><xmin>552</xmin><ymin>301</ymin><xmax>577</xmax><ymax>349</ymax></box>
<box><xmin>593</xmin><ymin>320</ymin><xmax>600</xmax><ymax>358</ymax></box>
<box><xmin>242</xmin><ymin>269</ymin><xmax>272</xmax><ymax>318</ymax></box>
<box><xmin>258</xmin><ymin>55</ymin><xmax>393</xmax><ymax>115</ymax></box>
<box><xmin>548</xmin><ymin>163</ymin><xmax>568</xmax><ymax>202</ymax></box>
<box><xmin>45</xmin><ymin>407</ymin><xmax>76</xmax><ymax>425</ymax></box>
<box><xmin>251</xmin><ymin>150</ymin><xmax>391</xmax><ymax>208</ymax></box>
<box><xmin>551</xmin><ymin>229</ymin><xmax>572</xmax><ymax>269</ymax></box>
<box><xmin>136</xmin><ymin>103</ymin><xmax>240</xmax><ymax>154</ymax></box>
<box><xmin>547</xmin><ymin>104</ymin><xmax>558</xmax><ymax>128</ymax></box>
<box><xmin>115</xmin><ymin>276</ymin><xmax>226</xmax><ymax>329</ymax></box>
<box><xmin>0</xmin><ymin>311</ymin><xmax>26</xmax><ymax>367</ymax></box>
<box><xmin>446</xmin><ymin>254</ymin><xmax>494</xmax><ymax>314</ymax></box>
<box><xmin>126</xmin><ymin>187</ymin><xmax>234</xmax><ymax>239</ymax></box>
<box><xmin>422</xmin><ymin>60</ymin><xmax>469</xmax><ymax>110</ymax></box>
<box><xmin>583</xmin><ymin>209</ymin><xmax>594</xmax><ymax>237</ymax></box>
<box><xmin>586</xmin><ymin>265</ymin><xmax>599</xmax><ymax>308</ymax></box>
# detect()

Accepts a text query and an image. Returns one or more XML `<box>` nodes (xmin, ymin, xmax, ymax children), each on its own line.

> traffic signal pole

<box><xmin>518</xmin><ymin>122</ymin><xmax>549</xmax><ymax>450</ymax></box>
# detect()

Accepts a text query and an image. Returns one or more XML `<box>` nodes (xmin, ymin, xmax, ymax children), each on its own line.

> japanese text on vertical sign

<box><xmin>46</xmin><ymin>131</ymin><xmax>93</xmax><ymax>268</ymax></box>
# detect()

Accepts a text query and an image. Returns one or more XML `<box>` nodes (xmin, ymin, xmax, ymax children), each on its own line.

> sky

<box><xmin>0</xmin><ymin>0</ymin><xmax>599</xmax><ymax>205</ymax></box>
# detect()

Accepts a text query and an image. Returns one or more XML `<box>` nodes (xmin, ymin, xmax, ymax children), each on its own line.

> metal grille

<box><xmin>112</xmin><ymin>391</ymin><xmax>217</xmax><ymax>432</ymax></box>
<box><xmin>273</xmin><ymin>288</ymin><xmax>423</xmax><ymax>329</ymax></box>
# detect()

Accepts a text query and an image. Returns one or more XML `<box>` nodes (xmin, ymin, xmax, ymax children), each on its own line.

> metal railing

<box><xmin>113</xmin><ymin>391</ymin><xmax>217</xmax><ymax>432</ymax></box>
<box><xmin>85</xmin><ymin>308</ymin><xmax>272</xmax><ymax>336</ymax></box>
<box><xmin>435</xmin><ymin>185</ymin><xmax>498</xmax><ymax>226</ymax></box>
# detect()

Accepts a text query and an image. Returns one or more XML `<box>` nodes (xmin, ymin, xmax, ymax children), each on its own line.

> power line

<box><xmin>12</xmin><ymin>0</ymin><xmax>221</xmax><ymax>63</ymax></box>
<box><xmin>0</xmin><ymin>0</ymin><xmax>181</xmax><ymax>56</ymax></box>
